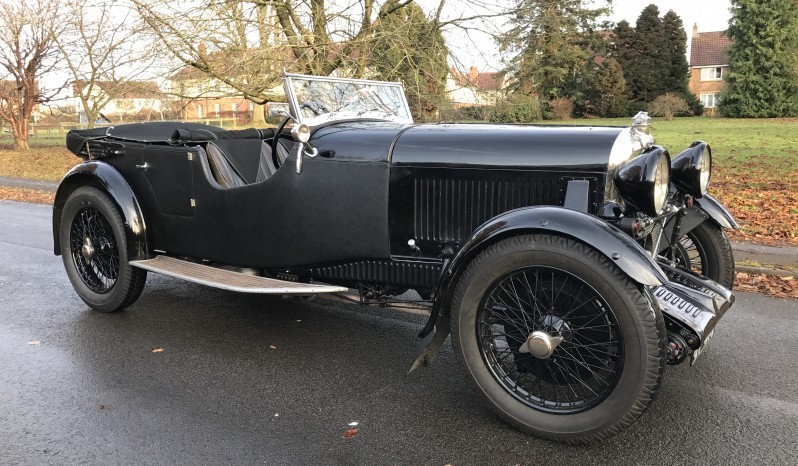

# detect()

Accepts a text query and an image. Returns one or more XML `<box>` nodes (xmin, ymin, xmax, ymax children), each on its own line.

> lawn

<box><xmin>1</xmin><ymin>117</ymin><xmax>796</xmax><ymax>244</ymax></box>
<box><xmin>548</xmin><ymin>117</ymin><xmax>798</xmax><ymax>245</ymax></box>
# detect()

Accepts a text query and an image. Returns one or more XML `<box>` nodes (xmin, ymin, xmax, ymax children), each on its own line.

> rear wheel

<box><xmin>60</xmin><ymin>186</ymin><xmax>146</xmax><ymax>312</ymax></box>
<box><xmin>450</xmin><ymin>234</ymin><xmax>665</xmax><ymax>444</ymax></box>
<box><xmin>670</xmin><ymin>221</ymin><xmax>735</xmax><ymax>289</ymax></box>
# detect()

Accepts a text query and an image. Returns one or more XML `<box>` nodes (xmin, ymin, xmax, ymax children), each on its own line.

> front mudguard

<box><xmin>53</xmin><ymin>161</ymin><xmax>149</xmax><ymax>261</ymax></box>
<box><xmin>695</xmin><ymin>194</ymin><xmax>739</xmax><ymax>230</ymax></box>
<box><xmin>409</xmin><ymin>207</ymin><xmax>669</xmax><ymax>371</ymax></box>
<box><xmin>658</xmin><ymin>193</ymin><xmax>739</xmax><ymax>254</ymax></box>
<box><xmin>429</xmin><ymin>206</ymin><xmax>668</xmax><ymax>332</ymax></box>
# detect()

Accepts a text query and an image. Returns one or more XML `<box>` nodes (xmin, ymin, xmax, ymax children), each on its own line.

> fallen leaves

<box><xmin>342</xmin><ymin>428</ymin><xmax>359</xmax><ymax>439</ymax></box>
<box><xmin>268</xmin><ymin>345</ymin><xmax>278</xmax><ymax>350</ymax></box>
<box><xmin>341</xmin><ymin>420</ymin><xmax>360</xmax><ymax>439</ymax></box>
<box><xmin>713</xmin><ymin>164</ymin><xmax>798</xmax><ymax>246</ymax></box>
<box><xmin>735</xmin><ymin>272</ymin><xmax>798</xmax><ymax>299</ymax></box>
<box><xmin>0</xmin><ymin>187</ymin><xmax>54</xmax><ymax>205</ymax></box>
<box><xmin>0</xmin><ymin>145</ymin><xmax>77</xmax><ymax>181</ymax></box>
<box><xmin>27</xmin><ymin>340</ymin><xmax>41</xmax><ymax>345</ymax></box>
<box><xmin>151</xmin><ymin>347</ymin><xmax>164</xmax><ymax>353</ymax></box>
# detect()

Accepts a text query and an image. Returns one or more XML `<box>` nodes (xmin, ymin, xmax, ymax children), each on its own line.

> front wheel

<box><xmin>669</xmin><ymin>221</ymin><xmax>735</xmax><ymax>289</ymax></box>
<box><xmin>450</xmin><ymin>234</ymin><xmax>665</xmax><ymax>444</ymax></box>
<box><xmin>60</xmin><ymin>186</ymin><xmax>147</xmax><ymax>312</ymax></box>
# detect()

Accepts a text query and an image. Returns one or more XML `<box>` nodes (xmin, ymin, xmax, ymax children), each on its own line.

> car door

<box><xmin>151</xmin><ymin>141</ymin><xmax>392</xmax><ymax>269</ymax></box>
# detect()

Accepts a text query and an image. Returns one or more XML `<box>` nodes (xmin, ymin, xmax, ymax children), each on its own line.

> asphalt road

<box><xmin>1</xmin><ymin>200</ymin><xmax>796</xmax><ymax>465</ymax></box>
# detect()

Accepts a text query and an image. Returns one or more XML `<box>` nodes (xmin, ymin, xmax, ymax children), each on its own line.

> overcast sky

<box><xmin>441</xmin><ymin>0</ymin><xmax>733</xmax><ymax>72</ymax></box>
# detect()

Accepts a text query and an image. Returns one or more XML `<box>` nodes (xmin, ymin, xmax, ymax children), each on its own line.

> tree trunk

<box><xmin>86</xmin><ymin>109</ymin><xmax>98</xmax><ymax>128</ymax></box>
<box><xmin>250</xmin><ymin>103</ymin><xmax>267</xmax><ymax>125</ymax></box>
<box><xmin>11</xmin><ymin>120</ymin><xmax>30</xmax><ymax>150</ymax></box>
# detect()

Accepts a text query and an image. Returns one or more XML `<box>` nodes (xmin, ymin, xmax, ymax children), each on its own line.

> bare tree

<box><xmin>0</xmin><ymin>0</ymin><xmax>60</xmax><ymax>150</ymax></box>
<box><xmin>53</xmin><ymin>0</ymin><xmax>161</xmax><ymax>128</ymax></box>
<box><xmin>133</xmin><ymin>0</ymin><xmax>508</xmax><ymax>122</ymax></box>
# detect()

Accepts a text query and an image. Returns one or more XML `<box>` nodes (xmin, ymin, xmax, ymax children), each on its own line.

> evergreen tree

<box><xmin>592</xmin><ymin>59</ymin><xmax>628</xmax><ymax>117</ymax></box>
<box><xmin>720</xmin><ymin>0</ymin><xmax>798</xmax><ymax>117</ymax></box>
<box><xmin>631</xmin><ymin>4</ymin><xmax>667</xmax><ymax>103</ymax></box>
<box><xmin>500</xmin><ymin>0</ymin><xmax>610</xmax><ymax>100</ymax></box>
<box><xmin>369</xmin><ymin>3</ymin><xmax>449</xmax><ymax>120</ymax></box>
<box><xmin>610</xmin><ymin>6</ymin><xmax>697</xmax><ymax>114</ymax></box>
<box><xmin>661</xmin><ymin>11</ymin><xmax>689</xmax><ymax>93</ymax></box>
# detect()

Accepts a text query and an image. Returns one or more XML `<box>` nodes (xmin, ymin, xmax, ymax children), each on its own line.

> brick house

<box><xmin>165</xmin><ymin>65</ymin><xmax>285</xmax><ymax>123</ymax></box>
<box><xmin>688</xmin><ymin>24</ymin><xmax>732</xmax><ymax>114</ymax></box>
<box><xmin>447</xmin><ymin>66</ymin><xmax>507</xmax><ymax>107</ymax></box>
<box><xmin>69</xmin><ymin>80</ymin><xmax>163</xmax><ymax>123</ymax></box>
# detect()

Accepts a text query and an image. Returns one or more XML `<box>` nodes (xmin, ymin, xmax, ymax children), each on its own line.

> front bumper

<box><xmin>653</xmin><ymin>260</ymin><xmax>735</xmax><ymax>364</ymax></box>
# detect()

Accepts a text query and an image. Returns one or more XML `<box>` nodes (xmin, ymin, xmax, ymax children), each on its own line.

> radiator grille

<box><xmin>413</xmin><ymin>177</ymin><xmax>561</xmax><ymax>243</ymax></box>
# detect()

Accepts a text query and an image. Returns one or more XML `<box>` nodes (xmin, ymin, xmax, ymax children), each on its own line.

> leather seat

<box><xmin>206</xmin><ymin>142</ymin><xmax>247</xmax><ymax>188</ymax></box>
<box><xmin>205</xmin><ymin>140</ymin><xmax>278</xmax><ymax>188</ymax></box>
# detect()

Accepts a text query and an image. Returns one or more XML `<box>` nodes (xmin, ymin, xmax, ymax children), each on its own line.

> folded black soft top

<box><xmin>66</xmin><ymin>122</ymin><xmax>276</xmax><ymax>156</ymax></box>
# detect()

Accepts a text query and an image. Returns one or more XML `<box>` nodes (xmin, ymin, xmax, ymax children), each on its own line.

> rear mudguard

<box><xmin>415</xmin><ymin>206</ymin><xmax>667</xmax><ymax>345</ymax></box>
<box><xmin>53</xmin><ymin>161</ymin><xmax>149</xmax><ymax>261</ymax></box>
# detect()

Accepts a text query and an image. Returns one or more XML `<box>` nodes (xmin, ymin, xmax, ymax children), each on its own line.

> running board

<box><xmin>130</xmin><ymin>256</ymin><xmax>348</xmax><ymax>294</ymax></box>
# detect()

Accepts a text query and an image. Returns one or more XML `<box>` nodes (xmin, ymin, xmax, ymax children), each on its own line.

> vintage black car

<box><xmin>56</xmin><ymin>74</ymin><xmax>737</xmax><ymax>443</ymax></box>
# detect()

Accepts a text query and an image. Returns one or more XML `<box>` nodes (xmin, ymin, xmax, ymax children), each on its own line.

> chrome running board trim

<box><xmin>130</xmin><ymin>256</ymin><xmax>348</xmax><ymax>294</ymax></box>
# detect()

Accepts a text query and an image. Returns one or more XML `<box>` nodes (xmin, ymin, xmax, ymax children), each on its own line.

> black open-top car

<box><xmin>56</xmin><ymin>74</ymin><xmax>737</xmax><ymax>443</ymax></box>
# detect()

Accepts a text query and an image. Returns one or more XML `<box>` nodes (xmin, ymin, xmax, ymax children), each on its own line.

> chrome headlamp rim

<box><xmin>699</xmin><ymin>145</ymin><xmax>711</xmax><ymax>194</ymax></box>
<box><xmin>671</xmin><ymin>141</ymin><xmax>711</xmax><ymax>198</ymax></box>
<box><xmin>613</xmin><ymin>146</ymin><xmax>671</xmax><ymax>216</ymax></box>
<box><xmin>653</xmin><ymin>154</ymin><xmax>670</xmax><ymax>214</ymax></box>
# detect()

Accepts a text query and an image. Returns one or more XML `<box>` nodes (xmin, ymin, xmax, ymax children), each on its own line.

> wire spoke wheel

<box><xmin>477</xmin><ymin>266</ymin><xmax>624</xmax><ymax>414</ymax></box>
<box><xmin>451</xmin><ymin>234</ymin><xmax>665</xmax><ymax>443</ymax></box>
<box><xmin>666</xmin><ymin>221</ymin><xmax>735</xmax><ymax>289</ymax></box>
<box><xmin>672</xmin><ymin>232</ymin><xmax>707</xmax><ymax>275</ymax></box>
<box><xmin>69</xmin><ymin>206</ymin><xmax>120</xmax><ymax>293</ymax></box>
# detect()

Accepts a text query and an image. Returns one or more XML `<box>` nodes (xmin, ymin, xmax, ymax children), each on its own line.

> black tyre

<box><xmin>450</xmin><ymin>234</ymin><xmax>666</xmax><ymax>444</ymax></box>
<box><xmin>670</xmin><ymin>221</ymin><xmax>735</xmax><ymax>289</ymax></box>
<box><xmin>60</xmin><ymin>186</ymin><xmax>147</xmax><ymax>312</ymax></box>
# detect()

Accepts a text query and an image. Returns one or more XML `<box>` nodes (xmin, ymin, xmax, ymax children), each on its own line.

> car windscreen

<box><xmin>285</xmin><ymin>75</ymin><xmax>413</xmax><ymax>126</ymax></box>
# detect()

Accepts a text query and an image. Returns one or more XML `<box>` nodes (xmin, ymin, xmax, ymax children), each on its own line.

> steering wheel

<box><xmin>270</xmin><ymin>116</ymin><xmax>292</xmax><ymax>167</ymax></box>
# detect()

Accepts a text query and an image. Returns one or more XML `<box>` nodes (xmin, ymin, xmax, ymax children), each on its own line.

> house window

<box><xmin>214</xmin><ymin>103</ymin><xmax>221</xmax><ymax>117</ymax></box>
<box><xmin>700</xmin><ymin>93</ymin><xmax>719</xmax><ymax>108</ymax></box>
<box><xmin>231</xmin><ymin>103</ymin><xmax>238</xmax><ymax>113</ymax></box>
<box><xmin>249</xmin><ymin>101</ymin><xmax>255</xmax><ymax>112</ymax></box>
<box><xmin>700</xmin><ymin>67</ymin><xmax>723</xmax><ymax>81</ymax></box>
<box><xmin>197</xmin><ymin>104</ymin><xmax>204</xmax><ymax>119</ymax></box>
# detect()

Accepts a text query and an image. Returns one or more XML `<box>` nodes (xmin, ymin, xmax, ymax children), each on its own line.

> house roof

<box><xmin>476</xmin><ymin>72</ymin><xmax>504</xmax><ymax>92</ymax></box>
<box><xmin>690</xmin><ymin>31</ymin><xmax>731</xmax><ymax>67</ymax></box>
<box><xmin>449</xmin><ymin>67</ymin><xmax>505</xmax><ymax>92</ymax></box>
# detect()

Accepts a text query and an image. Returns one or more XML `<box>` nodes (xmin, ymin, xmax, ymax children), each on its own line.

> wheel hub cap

<box><xmin>81</xmin><ymin>237</ymin><xmax>94</xmax><ymax>262</ymax></box>
<box><xmin>519</xmin><ymin>330</ymin><xmax>563</xmax><ymax>359</ymax></box>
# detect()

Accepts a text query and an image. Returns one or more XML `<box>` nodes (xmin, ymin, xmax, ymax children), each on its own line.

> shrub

<box><xmin>648</xmin><ymin>93</ymin><xmax>690</xmax><ymax>121</ymax></box>
<box><xmin>678</xmin><ymin>91</ymin><xmax>704</xmax><ymax>116</ymax></box>
<box><xmin>489</xmin><ymin>94</ymin><xmax>542</xmax><ymax>123</ymax></box>
<box><xmin>626</xmin><ymin>100</ymin><xmax>648</xmax><ymax>117</ymax></box>
<box><xmin>549</xmin><ymin>98</ymin><xmax>574</xmax><ymax>120</ymax></box>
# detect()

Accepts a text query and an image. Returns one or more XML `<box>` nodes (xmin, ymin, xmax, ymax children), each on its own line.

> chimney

<box><xmin>469</xmin><ymin>66</ymin><xmax>478</xmax><ymax>82</ymax></box>
<box><xmin>692</xmin><ymin>23</ymin><xmax>699</xmax><ymax>37</ymax></box>
<box><xmin>198</xmin><ymin>42</ymin><xmax>208</xmax><ymax>57</ymax></box>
